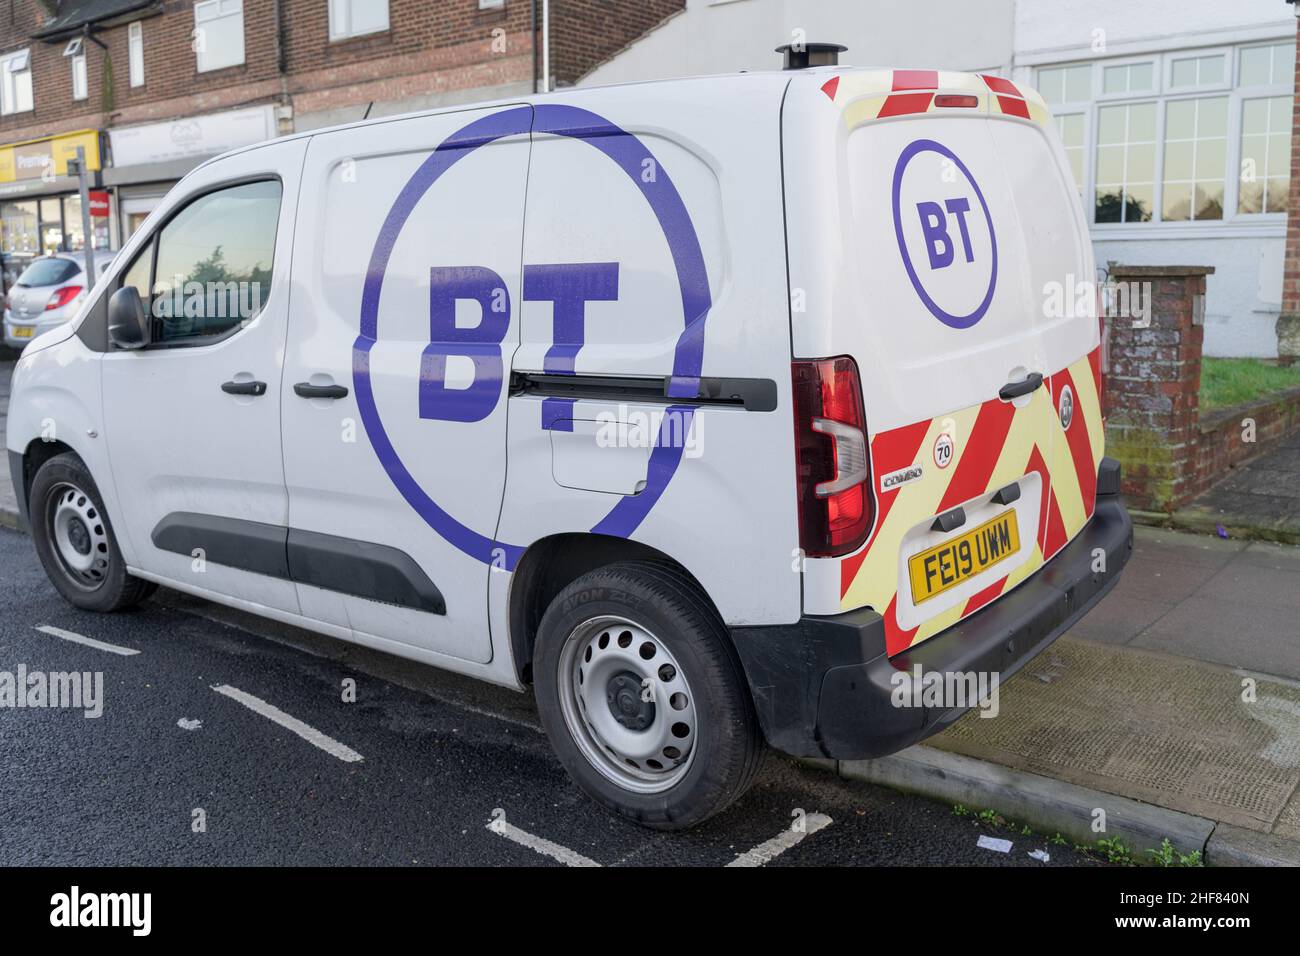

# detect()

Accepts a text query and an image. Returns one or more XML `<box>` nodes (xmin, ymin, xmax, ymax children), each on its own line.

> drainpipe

<box><xmin>541</xmin><ymin>0</ymin><xmax>550</xmax><ymax>93</ymax></box>
<box><xmin>273</xmin><ymin>0</ymin><xmax>291</xmax><ymax>134</ymax></box>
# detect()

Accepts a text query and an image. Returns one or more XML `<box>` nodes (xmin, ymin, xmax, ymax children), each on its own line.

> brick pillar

<box><xmin>1103</xmin><ymin>265</ymin><xmax>1215</xmax><ymax>513</ymax></box>
<box><xmin>1280</xmin><ymin>10</ymin><xmax>1300</xmax><ymax>362</ymax></box>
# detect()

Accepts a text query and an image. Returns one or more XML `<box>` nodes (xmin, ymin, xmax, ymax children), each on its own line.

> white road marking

<box><xmin>177</xmin><ymin>718</ymin><xmax>202</xmax><ymax>731</ymax></box>
<box><xmin>35</xmin><ymin>624</ymin><xmax>139</xmax><ymax>657</ymax></box>
<box><xmin>486</xmin><ymin>816</ymin><xmax>601</xmax><ymax>867</ymax></box>
<box><xmin>210</xmin><ymin>684</ymin><xmax>363</xmax><ymax>763</ymax></box>
<box><xmin>726</xmin><ymin>813</ymin><xmax>833</xmax><ymax>867</ymax></box>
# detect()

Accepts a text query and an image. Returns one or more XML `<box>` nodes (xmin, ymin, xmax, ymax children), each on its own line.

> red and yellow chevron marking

<box><xmin>840</xmin><ymin>347</ymin><xmax>1104</xmax><ymax>656</ymax></box>
<box><xmin>821</xmin><ymin>69</ymin><xmax>1051</xmax><ymax>129</ymax></box>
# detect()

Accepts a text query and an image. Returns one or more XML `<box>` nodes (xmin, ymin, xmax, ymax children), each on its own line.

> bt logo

<box><xmin>419</xmin><ymin>261</ymin><xmax>617</xmax><ymax>424</ymax></box>
<box><xmin>891</xmin><ymin>139</ymin><xmax>998</xmax><ymax>330</ymax></box>
<box><xmin>916</xmin><ymin>197</ymin><xmax>976</xmax><ymax>270</ymax></box>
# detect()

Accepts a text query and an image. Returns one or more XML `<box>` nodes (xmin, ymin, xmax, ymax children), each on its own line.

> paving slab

<box><xmin>926</xmin><ymin>636</ymin><xmax>1300</xmax><ymax>834</ymax></box>
<box><xmin>1131</xmin><ymin>595</ymin><xmax>1300</xmax><ymax>680</ymax></box>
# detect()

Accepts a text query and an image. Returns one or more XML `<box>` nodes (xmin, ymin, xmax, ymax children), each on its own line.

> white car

<box><xmin>6</xmin><ymin>57</ymin><xmax>1131</xmax><ymax>828</ymax></box>
<box><xmin>3</xmin><ymin>251</ymin><xmax>118</xmax><ymax>350</ymax></box>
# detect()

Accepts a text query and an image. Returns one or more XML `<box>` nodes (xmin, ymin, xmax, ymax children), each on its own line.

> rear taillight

<box><xmin>46</xmin><ymin>285</ymin><xmax>83</xmax><ymax>310</ymax></box>
<box><xmin>792</xmin><ymin>356</ymin><xmax>873</xmax><ymax>558</ymax></box>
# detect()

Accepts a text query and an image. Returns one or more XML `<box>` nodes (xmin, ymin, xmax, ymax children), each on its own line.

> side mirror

<box><xmin>107</xmin><ymin>286</ymin><xmax>149</xmax><ymax>350</ymax></box>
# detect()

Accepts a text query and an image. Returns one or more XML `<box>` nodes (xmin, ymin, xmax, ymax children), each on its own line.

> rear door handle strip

<box><xmin>998</xmin><ymin>372</ymin><xmax>1044</xmax><ymax>401</ymax></box>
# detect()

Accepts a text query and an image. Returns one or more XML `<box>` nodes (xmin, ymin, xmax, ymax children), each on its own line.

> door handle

<box><xmin>221</xmin><ymin>380</ymin><xmax>267</xmax><ymax>397</ymax></box>
<box><xmin>998</xmin><ymin>372</ymin><xmax>1044</xmax><ymax>401</ymax></box>
<box><xmin>294</xmin><ymin>382</ymin><xmax>349</xmax><ymax>400</ymax></box>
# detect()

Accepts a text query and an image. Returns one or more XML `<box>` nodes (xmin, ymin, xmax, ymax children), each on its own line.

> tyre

<box><xmin>534</xmin><ymin>560</ymin><xmax>764</xmax><ymax>829</ymax></box>
<box><xmin>28</xmin><ymin>452</ymin><xmax>157</xmax><ymax>612</ymax></box>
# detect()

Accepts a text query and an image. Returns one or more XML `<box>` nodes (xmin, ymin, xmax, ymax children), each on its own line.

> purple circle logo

<box><xmin>891</xmin><ymin>139</ymin><xmax>997</xmax><ymax>330</ymax></box>
<box><xmin>353</xmin><ymin>104</ymin><xmax>712</xmax><ymax>571</ymax></box>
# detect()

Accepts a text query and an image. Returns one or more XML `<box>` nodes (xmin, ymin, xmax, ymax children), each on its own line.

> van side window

<box><xmin>120</xmin><ymin>239</ymin><xmax>153</xmax><ymax>300</ymax></box>
<box><xmin>147</xmin><ymin>180</ymin><xmax>281</xmax><ymax>344</ymax></box>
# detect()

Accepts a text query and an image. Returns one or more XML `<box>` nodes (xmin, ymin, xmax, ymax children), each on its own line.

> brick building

<box><xmin>0</xmin><ymin>0</ymin><xmax>682</xmax><ymax>287</ymax></box>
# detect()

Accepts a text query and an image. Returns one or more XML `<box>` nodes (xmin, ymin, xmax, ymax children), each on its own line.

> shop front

<box><xmin>105</xmin><ymin>104</ymin><xmax>278</xmax><ymax>246</ymax></box>
<box><xmin>0</xmin><ymin>129</ymin><xmax>109</xmax><ymax>294</ymax></box>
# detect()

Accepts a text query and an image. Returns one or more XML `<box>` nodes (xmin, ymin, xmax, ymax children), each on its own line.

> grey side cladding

<box><xmin>149</xmin><ymin>513</ymin><xmax>445</xmax><ymax>615</ymax></box>
<box><xmin>286</xmin><ymin>528</ymin><xmax>446</xmax><ymax>615</ymax></box>
<box><xmin>151</xmin><ymin>512</ymin><xmax>290</xmax><ymax>577</ymax></box>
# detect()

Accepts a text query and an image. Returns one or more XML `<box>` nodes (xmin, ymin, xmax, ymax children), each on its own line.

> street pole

<box><xmin>70</xmin><ymin>146</ymin><xmax>95</xmax><ymax>287</ymax></box>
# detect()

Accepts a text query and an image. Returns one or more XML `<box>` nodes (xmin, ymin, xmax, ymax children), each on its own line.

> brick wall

<box><xmin>1104</xmin><ymin>266</ymin><xmax>1212</xmax><ymax>512</ymax></box>
<box><xmin>549</xmin><ymin>0</ymin><xmax>683</xmax><ymax>86</ymax></box>
<box><xmin>1281</xmin><ymin>12</ymin><xmax>1300</xmax><ymax>361</ymax></box>
<box><xmin>1194</xmin><ymin>386</ymin><xmax>1300</xmax><ymax>500</ymax></box>
<box><xmin>1106</xmin><ymin>263</ymin><xmax>1300</xmax><ymax>512</ymax></box>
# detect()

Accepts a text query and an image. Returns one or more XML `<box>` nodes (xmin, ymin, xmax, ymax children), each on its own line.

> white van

<box><xmin>6</xmin><ymin>54</ymin><xmax>1131</xmax><ymax>828</ymax></box>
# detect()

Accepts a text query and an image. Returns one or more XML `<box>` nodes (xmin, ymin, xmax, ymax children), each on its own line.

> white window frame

<box><xmin>329</xmin><ymin>0</ymin><xmax>390</xmax><ymax>41</ymax></box>
<box><xmin>194</xmin><ymin>0</ymin><xmax>245</xmax><ymax>73</ymax></box>
<box><xmin>67</xmin><ymin>47</ymin><xmax>88</xmax><ymax>102</ymax></box>
<box><xmin>1054</xmin><ymin>110</ymin><xmax>1090</xmax><ymax>198</ymax></box>
<box><xmin>1167</xmin><ymin>50</ymin><xmax>1230</xmax><ymax>92</ymax></box>
<box><xmin>128</xmin><ymin>21</ymin><xmax>145</xmax><ymax>88</ymax></box>
<box><xmin>1236</xmin><ymin>40</ymin><xmax>1293</xmax><ymax>88</ymax></box>
<box><xmin>0</xmin><ymin>48</ymin><xmax>33</xmax><ymax>116</ymax></box>
<box><xmin>1036</xmin><ymin>39</ymin><xmax>1294</xmax><ymax>238</ymax></box>
<box><xmin>1160</xmin><ymin>92</ymin><xmax>1230</xmax><ymax>222</ymax></box>
<box><xmin>1096</xmin><ymin>55</ymin><xmax>1158</xmax><ymax>100</ymax></box>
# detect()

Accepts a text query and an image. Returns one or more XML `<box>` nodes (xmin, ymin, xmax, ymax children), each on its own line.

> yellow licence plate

<box><xmin>908</xmin><ymin>511</ymin><xmax>1021</xmax><ymax>604</ymax></box>
<box><xmin>11</xmin><ymin>325</ymin><xmax>34</xmax><ymax>338</ymax></box>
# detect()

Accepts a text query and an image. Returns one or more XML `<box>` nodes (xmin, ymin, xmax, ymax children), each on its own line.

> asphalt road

<box><xmin>0</xmin><ymin>527</ymin><xmax>1099</xmax><ymax>867</ymax></box>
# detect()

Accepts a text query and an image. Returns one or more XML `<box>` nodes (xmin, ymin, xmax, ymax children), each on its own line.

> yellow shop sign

<box><xmin>0</xmin><ymin>130</ymin><xmax>102</xmax><ymax>183</ymax></box>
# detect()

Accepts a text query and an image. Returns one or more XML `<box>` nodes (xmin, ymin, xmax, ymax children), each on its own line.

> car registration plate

<box><xmin>908</xmin><ymin>511</ymin><xmax>1020</xmax><ymax>604</ymax></box>
<box><xmin>11</xmin><ymin>325</ymin><xmax>34</xmax><ymax>339</ymax></box>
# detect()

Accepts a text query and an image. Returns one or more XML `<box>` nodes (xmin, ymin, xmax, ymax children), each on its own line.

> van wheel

<box><xmin>534</xmin><ymin>560</ymin><xmax>763</xmax><ymax>829</ymax></box>
<box><xmin>28</xmin><ymin>452</ymin><xmax>157</xmax><ymax>612</ymax></box>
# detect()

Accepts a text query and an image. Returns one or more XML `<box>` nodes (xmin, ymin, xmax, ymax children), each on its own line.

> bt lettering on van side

<box><xmin>418</xmin><ymin>261</ymin><xmax>619</xmax><ymax>425</ymax></box>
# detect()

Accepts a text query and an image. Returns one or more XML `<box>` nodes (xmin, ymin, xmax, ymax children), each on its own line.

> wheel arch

<box><xmin>507</xmin><ymin>532</ymin><xmax>720</xmax><ymax>685</ymax></box>
<box><xmin>13</xmin><ymin>438</ymin><xmax>80</xmax><ymax>528</ymax></box>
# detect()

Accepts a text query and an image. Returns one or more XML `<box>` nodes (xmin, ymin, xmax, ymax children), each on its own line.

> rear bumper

<box><xmin>3</xmin><ymin>313</ymin><xmax>62</xmax><ymax>349</ymax></box>
<box><xmin>730</xmin><ymin>457</ymin><xmax>1133</xmax><ymax>760</ymax></box>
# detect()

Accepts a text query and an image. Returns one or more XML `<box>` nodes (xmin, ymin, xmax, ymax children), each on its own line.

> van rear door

<box><xmin>784</xmin><ymin>70</ymin><xmax>1103</xmax><ymax>655</ymax></box>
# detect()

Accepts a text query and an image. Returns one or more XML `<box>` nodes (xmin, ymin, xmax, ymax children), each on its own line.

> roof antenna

<box><xmin>362</xmin><ymin>101</ymin><xmax>374</xmax><ymax>120</ymax></box>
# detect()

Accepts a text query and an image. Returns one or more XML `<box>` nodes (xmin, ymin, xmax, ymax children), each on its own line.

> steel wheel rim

<box><xmin>557</xmin><ymin>614</ymin><xmax>698</xmax><ymax>794</ymax></box>
<box><xmin>47</xmin><ymin>481</ymin><xmax>110</xmax><ymax>590</ymax></box>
